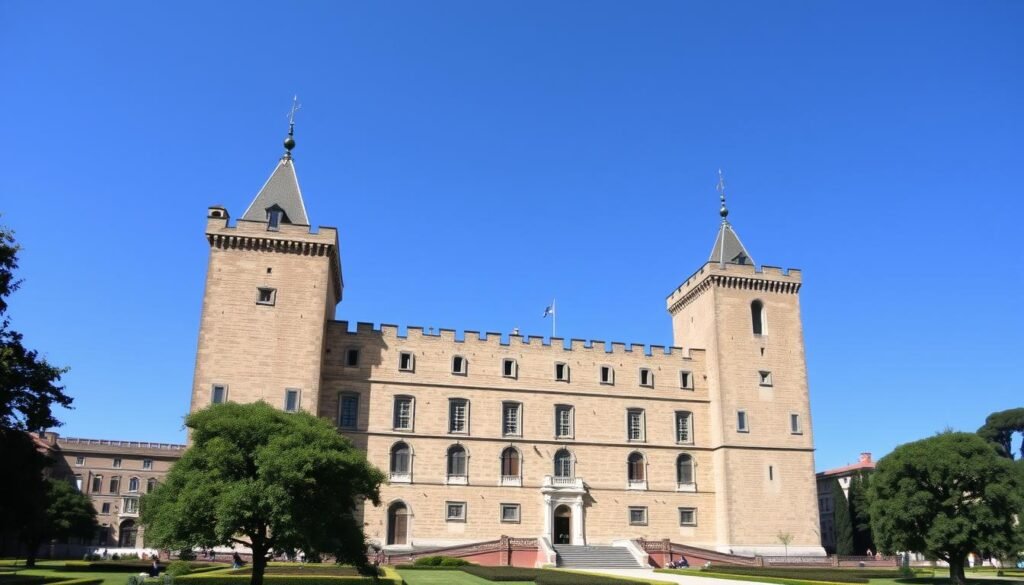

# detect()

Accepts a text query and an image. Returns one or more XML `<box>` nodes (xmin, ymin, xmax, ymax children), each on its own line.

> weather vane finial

<box><xmin>717</xmin><ymin>169</ymin><xmax>729</xmax><ymax>221</ymax></box>
<box><xmin>283</xmin><ymin>95</ymin><xmax>301</xmax><ymax>159</ymax></box>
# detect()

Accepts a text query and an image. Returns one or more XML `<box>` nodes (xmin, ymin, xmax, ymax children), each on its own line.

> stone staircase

<box><xmin>553</xmin><ymin>544</ymin><xmax>644</xmax><ymax>568</ymax></box>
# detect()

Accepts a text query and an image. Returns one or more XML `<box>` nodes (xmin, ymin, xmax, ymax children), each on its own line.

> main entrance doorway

<box><xmin>553</xmin><ymin>505</ymin><xmax>571</xmax><ymax>544</ymax></box>
<box><xmin>387</xmin><ymin>502</ymin><xmax>409</xmax><ymax>545</ymax></box>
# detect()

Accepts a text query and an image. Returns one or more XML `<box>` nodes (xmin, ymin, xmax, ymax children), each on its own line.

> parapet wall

<box><xmin>667</xmin><ymin>261</ymin><xmax>802</xmax><ymax>315</ymax></box>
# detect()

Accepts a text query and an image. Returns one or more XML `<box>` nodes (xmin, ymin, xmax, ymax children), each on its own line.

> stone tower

<box><xmin>190</xmin><ymin>130</ymin><xmax>343</xmax><ymax>417</ymax></box>
<box><xmin>665</xmin><ymin>185</ymin><xmax>820</xmax><ymax>555</ymax></box>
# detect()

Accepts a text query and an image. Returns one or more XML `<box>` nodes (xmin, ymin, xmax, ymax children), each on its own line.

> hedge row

<box><xmin>175</xmin><ymin>575</ymin><xmax>399</xmax><ymax>585</ymax></box>
<box><xmin>462</xmin><ymin>566</ymin><xmax>540</xmax><ymax>581</ymax></box>
<box><xmin>0</xmin><ymin>576</ymin><xmax>66</xmax><ymax>585</ymax></box>
<box><xmin>659</xmin><ymin>569</ymin><xmax>849</xmax><ymax>585</ymax></box>
<box><xmin>534</xmin><ymin>570</ymin><xmax>647</xmax><ymax>585</ymax></box>
<box><xmin>392</xmin><ymin>566</ymin><xmax>461</xmax><ymax>571</ymax></box>
<box><xmin>226</xmin><ymin>567</ymin><xmax>360</xmax><ymax>576</ymax></box>
<box><xmin>706</xmin><ymin>565</ymin><xmax>904</xmax><ymax>582</ymax></box>
<box><xmin>50</xmin><ymin>579</ymin><xmax>104</xmax><ymax>585</ymax></box>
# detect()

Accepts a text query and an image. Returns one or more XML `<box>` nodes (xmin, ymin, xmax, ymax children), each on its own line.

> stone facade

<box><xmin>189</xmin><ymin>144</ymin><xmax>825</xmax><ymax>557</ymax></box>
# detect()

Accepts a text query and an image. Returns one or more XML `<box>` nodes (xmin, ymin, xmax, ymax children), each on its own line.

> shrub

<box><xmin>438</xmin><ymin>558</ymin><xmax>471</xmax><ymax>567</ymax></box>
<box><xmin>462</xmin><ymin>566</ymin><xmax>540</xmax><ymax>581</ymax></box>
<box><xmin>166</xmin><ymin>561</ymin><xmax>193</xmax><ymax>577</ymax></box>
<box><xmin>112</xmin><ymin>555</ymin><xmax>120</xmax><ymax>561</ymax></box>
<box><xmin>412</xmin><ymin>556</ymin><xmax>471</xmax><ymax>567</ymax></box>
<box><xmin>392</xmin><ymin>565</ymin><xmax>460</xmax><ymax>571</ymax></box>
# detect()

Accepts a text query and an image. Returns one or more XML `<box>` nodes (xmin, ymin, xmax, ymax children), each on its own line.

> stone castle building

<box><xmin>189</xmin><ymin>129</ymin><xmax>823</xmax><ymax>558</ymax></box>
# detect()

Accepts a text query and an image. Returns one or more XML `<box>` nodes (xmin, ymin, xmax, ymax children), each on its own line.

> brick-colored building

<box><xmin>189</xmin><ymin>130</ymin><xmax>824</xmax><ymax>559</ymax></box>
<box><xmin>39</xmin><ymin>433</ymin><xmax>184</xmax><ymax>549</ymax></box>
<box><xmin>816</xmin><ymin>452</ymin><xmax>875</xmax><ymax>553</ymax></box>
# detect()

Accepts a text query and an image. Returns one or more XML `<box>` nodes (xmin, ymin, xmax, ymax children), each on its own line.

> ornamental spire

<box><xmin>717</xmin><ymin>168</ymin><xmax>729</xmax><ymax>221</ymax></box>
<box><xmin>708</xmin><ymin>169</ymin><xmax>754</xmax><ymax>266</ymax></box>
<box><xmin>283</xmin><ymin>95</ymin><xmax>301</xmax><ymax>159</ymax></box>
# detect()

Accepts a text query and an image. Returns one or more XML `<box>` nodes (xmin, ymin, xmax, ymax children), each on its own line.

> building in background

<box><xmin>816</xmin><ymin>452</ymin><xmax>875</xmax><ymax>553</ymax></box>
<box><xmin>187</xmin><ymin>127</ymin><xmax>824</xmax><ymax>561</ymax></box>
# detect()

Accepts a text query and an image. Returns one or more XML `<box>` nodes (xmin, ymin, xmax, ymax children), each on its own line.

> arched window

<box><xmin>146</xmin><ymin>478</ymin><xmax>157</xmax><ymax>493</ymax></box>
<box><xmin>390</xmin><ymin>442</ymin><xmax>411</xmax><ymax>480</ymax></box>
<box><xmin>751</xmin><ymin>300</ymin><xmax>765</xmax><ymax>335</ymax></box>
<box><xmin>677</xmin><ymin>453</ymin><xmax>695</xmax><ymax>487</ymax></box>
<box><xmin>501</xmin><ymin>447</ymin><xmax>520</xmax><ymax>477</ymax></box>
<box><xmin>118</xmin><ymin>520</ymin><xmax>138</xmax><ymax>548</ymax></box>
<box><xmin>447</xmin><ymin>445</ymin><xmax>467</xmax><ymax>479</ymax></box>
<box><xmin>387</xmin><ymin>501</ymin><xmax>409</xmax><ymax>545</ymax></box>
<box><xmin>627</xmin><ymin>452</ymin><xmax>646</xmax><ymax>485</ymax></box>
<box><xmin>553</xmin><ymin>449</ymin><xmax>573</xmax><ymax>478</ymax></box>
<box><xmin>127</xmin><ymin>477</ymin><xmax>139</xmax><ymax>493</ymax></box>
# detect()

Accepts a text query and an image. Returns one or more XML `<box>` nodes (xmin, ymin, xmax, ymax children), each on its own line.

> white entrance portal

<box><xmin>541</xmin><ymin>475</ymin><xmax>586</xmax><ymax>545</ymax></box>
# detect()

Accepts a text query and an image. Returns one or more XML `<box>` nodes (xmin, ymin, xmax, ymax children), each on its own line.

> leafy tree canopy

<box><xmin>141</xmin><ymin>402</ymin><xmax>385</xmax><ymax>585</ymax></box>
<box><xmin>20</xmin><ymin>476</ymin><xmax>97</xmax><ymax>566</ymax></box>
<box><xmin>0</xmin><ymin>223</ymin><xmax>71</xmax><ymax>432</ymax></box>
<box><xmin>868</xmin><ymin>432</ymin><xmax>1024</xmax><ymax>585</ymax></box>
<box><xmin>977</xmin><ymin>407</ymin><xmax>1024</xmax><ymax>460</ymax></box>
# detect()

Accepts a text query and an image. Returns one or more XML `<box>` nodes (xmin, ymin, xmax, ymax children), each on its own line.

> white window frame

<box><xmin>502</xmin><ymin>401</ymin><xmax>522</xmax><ymax>437</ymax></box>
<box><xmin>445</xmin><ymin>501</ymin><xmax>467</xmax><ymax>522</ymax></box>
<box><xmin>500</xmin><ymin>503</ymin><xmax>521</xmax><ymax>524</ymax></box>
<box><xmin>142</xmin><ymin>459</ymin><xmax>153</xmax><ymax>470</ymax></box>
<box><xmin>451</xmin><ymin>355</ymin><xmax>468</xmax><ymax>376</ymax></box>
<box><xmin>790</xmin><ymin>413</ymin><xmax>802</xmax><ymax>435</ymax></box>
<box><xmin>675</xmin><ymin>411</ymin><xmax>694</xmax><ymax>444</ymax></box>
<box><xmin>639</xmin><ymin>368</ymin><xmax>654</xmax><ymax>388</ymax></box>
<box><xmin>398</xmin><ymin>351</ymin><xmax>415</xmax><ymax>372</ymax></box>
<box><xmin>554</xmin><ymin>362</ymin><xmax>570</xmax><ymax>382</ymax></box>
<box><xmin>628</xmin><ymin>506</ymin><xmax>648</xmax><ymax>526</ymax></box>
<box><xmin>737</xmin><ymin>410</ymin><xmax>749</xmax><ymax>433</ymax></box>
<box><xmin>112</xmin><ymin>458</ymin><xmax>122</xmax><ymax>469</ymax></box>
<box><xmin>212</xmin><ymin>384</ymin><xmax>228</xmax><ymax>404</ymax></box>
<box><xmin>448</xmin><ymin>398</ymin><xmax>470</xmax><ymax>434</ymax></box>
<box><xmin>679</xmin><ymin>370</ymin><xmax>694</xmax><ymax>390</ymax></box>
<box><xmin>75</xmin><ymin>456</ymin><xmax>85</xmax><ymax>466</ymax></box>
<box><xmin>502</xmin><ymin>358</ymin><xmax>518</xmax><ymax>379</ymax></box>
<box><xmin>256</xmin><ymin>287</ymin><xmax>277</xmax><ymax>306</ymax></box>
<box><xmin>600</xmin><ymin>365</ymin><xmax>614</xmax><ymax>385</ymax></box>
<box><xmin>122</xmin><ymin>496</ymin><xmax>140</xmax><ymax>515</ymax></box>
<box><xmin>127</xmin><ymin>477</ymin><xmax>140</xmax><ymax>493</ymax></box>
<box><xmin>554</xmin><ymin>404</ymin><xmax>574</xmax><ymax>439</ymax></box>
<box><xmin>679</xmin><ymin>507</ymin><xmax>697</xmax><ymax>526</ymax></box>
<box><xmin>393</xmin><ymin>396</ymin><xmax>415</xmax><ymax>431</ymax></box>
<box><xmin>284</xmin><ymin>388</ymin><xmax>301</xmax><ymax>413</ymax></box>
<box><xmin>446</xmin><ymin>445</ymin><xmax>468</xmax><ymax>483</ymax></box>
<box><xmin>626</xmin><ymin>408</ymin><xmax>646</xmax><ymax>442</ymax></box>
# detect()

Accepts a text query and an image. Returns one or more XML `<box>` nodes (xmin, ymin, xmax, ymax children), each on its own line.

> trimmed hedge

<box><xmin>462</xmin><ymin>566</ymin><xmax>540</xmax><ymax>581</ymax></box>
<box><xmin>226</xmin><ymin>568</ymin><xmax>360</xmax><ymax>576</ymax></box>
<box><xmin>50</xmin><ymin>580</ymin><xmax>104</xmax><ymax>585</ymax></box>
<box><xmin>534</xmin><ymin>570</ymin><xmax>648</xmax><ymax>585</ymax></box>
<box><xmin>412</xmin><ymin>556</ymin><xmax>472</xmax><ymax>567</ymax></box>
<box><xmin>175</xmin><ymin>575</ymin><xmax>400</xmax><ymax>585</ymax></box>
<box><xmin>706</xmin><ymin>566</ymin><xmax>913</xmax><ymax>582</ymax></box>
<box><xmin>0</xmin><ymin>577</ymin><xmax>66</xmax><ymax>585</ymax></box>
<box><xmin>393</xmin><ymin>565</ymin><xmax>460</xmax><ymax>571</ymax></box>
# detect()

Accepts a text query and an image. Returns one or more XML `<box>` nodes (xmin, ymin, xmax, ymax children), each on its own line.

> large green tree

<box><xmin>20</xmin><ymin>478</ymin><xmax>97</xmax><ymax>567</ymax></box>
<box><xmin>977</xmin><ymin>407</ymin><xmax>1024</xmax><ymax>460</ymax></box>
<box><xmin>868</xmin><ymin>432</ymin><xmax>1024</xmax><ymax>585</ymax></box>
<box><xmin>141</xmin><ymin>402</ymin><xmax>385</xmax><ymax>585</ymax></box>
<box><xmin>831</xmin><ymin>478</ymin><xmax>855</xmax><ymax>555</ymax></box>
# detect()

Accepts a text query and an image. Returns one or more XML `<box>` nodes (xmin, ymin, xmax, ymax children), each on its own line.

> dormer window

<box><xmin>266</xmin><ymin>206</ymin><xmax>286</xmax><ymax>231</ymax></box>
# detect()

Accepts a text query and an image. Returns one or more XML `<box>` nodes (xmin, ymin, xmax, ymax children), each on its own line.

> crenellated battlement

<box><xmin>666</xmin><ymin>261</ymin><xmax>802</xmax><ymax>315</ymax></box>
<box><xmin>331</xmin><ymin>320</ymin><xmax>699</xmax><ymax>361</ymax></box>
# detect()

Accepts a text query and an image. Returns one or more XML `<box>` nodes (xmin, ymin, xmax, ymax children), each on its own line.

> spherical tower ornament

<box><xmin>720</xmin><ymin>194</ymin><xmax>729</xmax><ymax>220</ymax></box>
<box><xmin>284</xmin><ymin>127</ymin><xmax>296</xmax><ymax>155</ymax></box>
<box><xmin>716</xmin><ymin>169</ymin><xmax>729</xmax><ymax>221</ymax></box>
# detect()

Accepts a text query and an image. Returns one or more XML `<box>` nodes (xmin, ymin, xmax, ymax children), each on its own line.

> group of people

<box><xmin>665</xmin><ymin>556</ymin><xmax>690</xmax><ymax>569</ymax></box>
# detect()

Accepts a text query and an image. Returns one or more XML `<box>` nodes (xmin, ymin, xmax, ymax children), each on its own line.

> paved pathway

<box><xmin>573</xmin><ymin>568</ymin><xmax>763</xmax><ymax>585</ymax></box>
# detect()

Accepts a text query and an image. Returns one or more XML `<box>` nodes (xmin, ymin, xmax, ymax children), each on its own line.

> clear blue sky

<box><xmin>2</xmin><ymin>1</ymin><xmax>1021</xmax><ymax>471</ymax></box>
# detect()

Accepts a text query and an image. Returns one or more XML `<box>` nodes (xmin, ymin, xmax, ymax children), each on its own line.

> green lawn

<box><xmin>5</xmin><ymin>569</ymin><xmax>135</xmax><ymax>585</ymax></box>
<box><xmin>398</xmin><ymin>569</ymin><xmax>533</xmax><ymax>585</ymax></box>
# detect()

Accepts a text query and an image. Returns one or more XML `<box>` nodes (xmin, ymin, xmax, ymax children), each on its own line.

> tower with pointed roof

<box><xmin>190</xmin><ymin>125</ymin><xmax>342</xmax><ymax>419</ymax></box>
<box><xmin>665</xmin><ymin>177</ymin><xmax>818</xmax><ymax>555</ymax></box>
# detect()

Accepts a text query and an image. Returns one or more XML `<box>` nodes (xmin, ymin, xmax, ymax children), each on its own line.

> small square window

<box><xmin>75</xmin><ymin>456</ymin><xmax>85</xmax><ymax>466</ymax></box>
<box><xmin>112</xmin><ymin>458</ymin><xmax>122</xmax><ymax>469</ymax></box>
<box><xmin>256</xmin><ymin>287</ymin><xmax>276</xmax><ymax>306</ymax></box>
<box><xmin>639</xmin><ymin>368</ymin><xmax>653</xmax><ymax>388</ymax></box>
<box><xmin>600</xmin><ymin>366</ymin><xmax>614</xmax><ymax>385</ymax></box>
<box><xmin>737</xmin><ymin>410</ymin><xmax>749</xmax><ymax>433</ymax></box>
<box><xmin>101</xmin><ymin>502</ymin><xmax>110</xmax><ymax>514</ymax></box>
<box><xmin>680</xmin><ymin>371</ymin><xmax>693</xmax><ymax>390</ymax></box>
<box><xmin>143</xmin><ymin>459</ymin><xmax>153</xmax><ymax>470</ymax></box>
<box><xmin>502</xmin><ymin>358</ymin><xmax>517</xmax><ymax>378</ymax></box>
<box><xmin>679</xmin><ymin>507</ymin><xmax>697</xmax><ymax>526</ymax></box>
<box><xmin>284</xmin><ymin>388</ymin><xmax>300</xmax><ymax>413</ymax></box>
<box><xmin>500</xmin><ymin>503</ymin><xmax>520</xmax><ymax>523</ymax></box>
<box><xmin>759</xmin><ymin>371</ymin><xmax>773</xmax><ymax>387</ymax></box>
<box><xmin>554</xmin><ymin>362</ymin><xmax>570</xmax><ymax>382</ymax></box>
<box><xmin>790</xmin><ymin>413</ymin><xmax>802</xmax><ymax>434</ymax></box>
<box><xmin>452</xmin><ymin>356</ymin><xmax>467</xmax><ymax>375</ymax></box>
<box><xmin>212</xmin><ymin>384</ymin><xmax>227</xmax><ymax>404</ymax></box>
<box><xmin>399</xmin><ymin>352</ymin><xmax>415</xmax><ymax>372</ymax></box>
<box><xmin>446</xmin><ymin>501</ymin><xmax>467</xmax><ymax>522</ymax></box>
<box><xmin>345</xmin><ymin>349</ymin><xmax>360</xmax><ymax>367</ymax></box>
<box><xmin>629</xmin><ymin>506</ymin><xmax>648</xmax><ymax>526</ymax></box>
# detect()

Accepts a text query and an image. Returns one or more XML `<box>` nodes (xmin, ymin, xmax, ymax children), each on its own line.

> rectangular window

<box><xmin>449</xmin><ymin>398</ymin><xmax>469</xmax><ymax>434</ymax></box>
<box><xmin>759</xmin><ymin>371</ymin><xmax>773</xmax><ymax>387</ymax></box>
<box><xmin>256</xmin><ymin>287</ymin><xmax>276</xmax><ymax>306</ymax></box>
<box><xmin>680</xmin><ymin>371</ymin><xmax>693</xmax><ymax>390</ymax></box>
<box><xmin>675</xmin><ymin>411</ymin><xmax>693</xmax><ymax>444</ymax></box>
<box><xmin>267</xmin><ymin>209</ymin><xmax>282</xmax><ymax>230</ymax></box>
<box><xmin>393</xmin><ymin>396</ymin><xmax>414</xmax><ymax>430</ymax></box>
<box><xmin>109</xmin><ymin>477</ymin><xmax>120</xmax><ymax>494</ymax></box>
<box><xmin>122</xmin><ymin>497</ymin><xmax>139</xmax><ymax>514</ymax></box>
<box><xmin>554</xmin><ymin>362</ymin><xmax>570</xmax><ymax>382</ymax></box>
<box><xmin>284</xmin><ymin>388</ymin><xmax>300</xmax><ymax>413</ymax></box>
<box><xmin>639</xmin><ymin>368</ymin><xmax>653</xmax><ymax>388</ymax></box>
<box><xmin>212</xmin><ymin>384</ymin><xmax>227</xmax><ymax>404</ymax></box>
<box><xmin>398</xmin><ymin>352</ymin><xmax>415</xmax><ymax>372</ymax></box>
<box><xmin>113</xmin><ymin>458</ymin><xmax>122</xmax><ymax>468</ymax></box>
<box><xmin>142</xmin><ymin>459</ymin><xmax>152</xmax><ymax>470</ymax></box>
<box><xmin>502</xmin><ymin>358</ymin><xmax>517</xmax><ymax>378</ymax></box>
<box><xmin>91</xmin><ymin>476</ymin><xmax>102</xmax><ymax>493</ymax></box>
<box><xmin>627</xmin><ymin>408</ymin><xmax>646</xmax><ymax>442</ymax></box>
<box><xmin>555</xmin><ymin>405</ymin><xmax>574</xmax><ymax>439</ymax></box>
<box><xmin>452</xmin><ymin>356</ymin><xmax>467</xmax><ymax>375</ymax></box>
<box><xmin>737</xmin><ymin>410</ymin><xmax>749</xmax><ymax>433</ymax></box>
<box><xmin>339</xmin><ymin>393</ymin><xmax>359</xmax><ymax>429</ymax></box>
<box><xmin>75</xmin><ymin>456</ymin><xmax>85</xmax><ymax>466</ymax></box>
<box><xmin>345</xmin><ymin>349</ymin><xmax>360</xmax><ymax>367</ymax></box>
<box><xmin>790</xmin><ymin>413</ymin><xmax>802</xmax><ymax>434</ymax></box>
<box><xmin>600</xmin><ymin>365</ymin><xmax>614</xmax><ymax>385</ymax></box>
<box><xmin>500</xmin><ymin>503</ymin><xmax>521</xmax><ymax>523</ymax></box>
<box><xmin>446</xmin><ymin>501</ymin><xmax>467</xmax><ymax>522</ymax></box>
<box><xmin>74</xmin><ymin>475</ymin><xmax>83</xmax><ymax>491</ymax></box>
<box><xmin>502</xmin><ymin>402</ymin><xmax>522</xmax><ymax>437</ymax></box>
<box><xmin>101</xmin><ymin>502</ymin><xmax>110</xmax><ymax>514</ymax></box>
<box><xmin>629</xmin><ymin>506</ymin><xmax>648</xmax><ymax>526</ymax></box>
<box><xmin>679</xmin><ymin>507</ymin><xmax>697</xmax><ymax>526</ymax></box>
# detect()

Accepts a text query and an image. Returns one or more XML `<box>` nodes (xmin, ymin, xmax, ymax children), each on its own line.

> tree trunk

<box><xmin>24</xmin><ymin>536</ymin><xmax>41</xmax><ymax>568</ymax></box>
<box><xmin>249</xmin><ymin>544</ymin><xmax>268</xmax><ymax>585</ymax></box>
<box><xmin>949</xmin><ymin>558</ymin><xmax>966</xmax><ymax>585</ymax></box>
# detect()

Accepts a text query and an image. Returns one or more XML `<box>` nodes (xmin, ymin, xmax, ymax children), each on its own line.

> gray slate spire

<box><xmin>708</xmin><ymin>170</ymin><xmax>754</xmax><ymax>266</ymax></box>
<box><xmin>240</xmin><ymin>158</ymin><xmax>310</xmax><ymax>226</ymax></box>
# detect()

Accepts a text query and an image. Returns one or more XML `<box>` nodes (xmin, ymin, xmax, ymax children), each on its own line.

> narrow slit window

<box><xmin>737</xmin><ymin>410</ymin><xmax>749</xmax><ymax>433</ymax></box>
<box><xmin>679</xmin><ymin>371</ymin><xmax>693</xmax><ymax>390</ymax></box>
<box><xmin>790</xmin><ymin>413</ymin><xmax>802</xmax><ymax>434</ymax></box>
<box><xmin>751</xmin><ymin>300</ymin><xmax>765</xmax><ymax>335</ymax></box>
